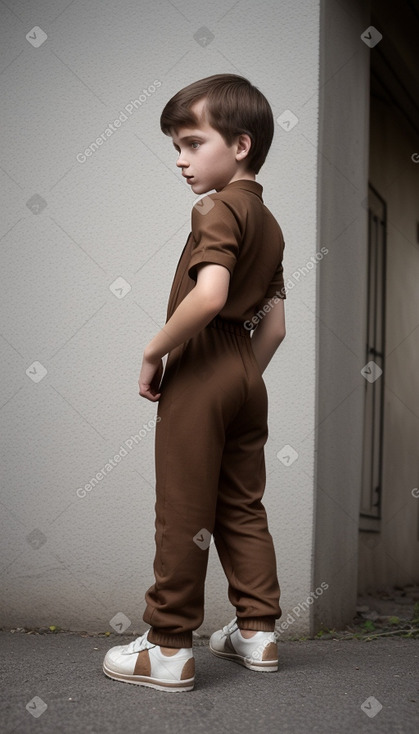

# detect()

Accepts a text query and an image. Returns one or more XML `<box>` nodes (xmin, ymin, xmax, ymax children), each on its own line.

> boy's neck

<box><xmin>216</xmin><ymin>171</ymin><xmax>255</xmax><ymax>191</ymax></box>
<box><xmin>229</xmin><ymin>171</ymin><xmax>255</xmax><ymax>184</ymax></box>
<box><xmin>214</xmin><ymin>170</ymin><xmax>256</xmax><ymax>192</ymax></box>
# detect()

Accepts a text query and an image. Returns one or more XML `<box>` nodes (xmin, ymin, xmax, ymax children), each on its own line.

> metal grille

<box><xmin>359</xmin><ymin>184</ymin><xmax>387</xmax><ymax>530</ymax></box>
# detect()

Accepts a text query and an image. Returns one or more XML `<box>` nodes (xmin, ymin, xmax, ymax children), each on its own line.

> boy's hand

<box><xmin>138</xmin><ymin>353</ymin><xmax>163</xmax><ymax>402</ymax></box>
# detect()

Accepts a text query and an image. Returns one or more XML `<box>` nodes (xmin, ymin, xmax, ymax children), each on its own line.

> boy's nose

<box><xmin>176</xmin><ymin>155</ymin><xmax>189</xmax><ymax>169</ymax></box>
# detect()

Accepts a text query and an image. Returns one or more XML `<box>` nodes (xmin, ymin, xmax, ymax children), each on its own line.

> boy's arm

<box><xmin>139</xmin><ymin>263</ymin><xmax>229</xmax><ymax>401</ymax></box>
<box><xmin>144</xmin><ymin>263</ymin><xmax>230</xmax><ymax>361</ymax></box>
<box><xmin>250</xmin><ymin>297</ymin><xmax>286</xmax><ymax>374</ymax></box>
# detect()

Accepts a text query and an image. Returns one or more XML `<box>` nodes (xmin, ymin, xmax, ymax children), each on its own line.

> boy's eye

<box><xmin>173</xmin><ymin>141</ymin><xmax>200</xmax><ymax>155</ymax></box>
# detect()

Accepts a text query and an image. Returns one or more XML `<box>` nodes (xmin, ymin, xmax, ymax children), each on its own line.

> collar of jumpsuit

<box><xmin>218</xmin><ymin>179</ymin><xmax>263</xmax><ymax>200</ymax></box>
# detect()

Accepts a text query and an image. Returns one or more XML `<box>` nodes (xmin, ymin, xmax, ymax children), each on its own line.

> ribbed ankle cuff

<box><xmin>236</xmin><ymin>616</ymin><xmax>276</xmax><ymax>632</ymax></box>
<box><xmin>147</xmin><ymin>628</ymin><xmax>193</xmax><ymax>649</ymax></box>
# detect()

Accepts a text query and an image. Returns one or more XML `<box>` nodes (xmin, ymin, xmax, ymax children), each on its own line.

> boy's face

<box><xmin>170</xmin><ymin>98</ymin><xmax>252</xmax><ymax>194</ymax></box>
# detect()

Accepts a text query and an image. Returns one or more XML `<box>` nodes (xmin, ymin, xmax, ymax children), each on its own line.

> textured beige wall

<box><xmin>0</xmin><ymin>0</ymin><xmax>321</xmax><ymax>636</ymax></box>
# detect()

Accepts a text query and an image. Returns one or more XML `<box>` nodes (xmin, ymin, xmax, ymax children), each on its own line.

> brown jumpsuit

<box><xmin>143</xmin><ymin>180</ymin><xmax>287</xmax><ymax>649</ymax></box>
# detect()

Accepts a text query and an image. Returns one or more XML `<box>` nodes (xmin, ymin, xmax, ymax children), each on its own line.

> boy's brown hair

<box><xmin>160</xmin><ymin>73</ymin><xmax>274</xmax><ymax>175</ymax></box>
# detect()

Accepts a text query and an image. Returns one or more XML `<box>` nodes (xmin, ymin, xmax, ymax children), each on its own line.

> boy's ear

<box><xmin>235</xmin><ymin>133</ymin><xmax>252</xmax><ymax>162</ymax></box>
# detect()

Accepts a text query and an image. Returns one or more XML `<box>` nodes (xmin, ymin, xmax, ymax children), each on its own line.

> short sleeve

<box><xmin>264</xmin><ymin>239</ymin><xmax>286</xmax><ymax>299</ymax></box>
<box><xmin>188</xmin><ymin>196</ymin><xmax>241</xmax><ymax>282</ymax></box>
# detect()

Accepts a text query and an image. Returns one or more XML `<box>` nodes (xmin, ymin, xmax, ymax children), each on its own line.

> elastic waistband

<box><xmin>208</xmin><ymin>315</ymin><xmax>251</xmax><ymax>338</ymax></box>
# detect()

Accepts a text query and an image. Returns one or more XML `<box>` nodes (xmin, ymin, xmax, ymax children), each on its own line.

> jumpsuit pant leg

<box><xmin>143</xmin><ymin>319</ymin><xmax>282</xmax><ymax>648</ymax></box>
<box><xmin>212</xmin><ymin>331</ymin><xmax>282</xmax><ymax>632</ymax></box>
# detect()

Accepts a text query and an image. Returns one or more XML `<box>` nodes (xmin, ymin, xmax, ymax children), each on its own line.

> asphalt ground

<box><xmin>0</xmin><ymin>631</ymin><xmax>418</xmax><ymax>734</ymax></box>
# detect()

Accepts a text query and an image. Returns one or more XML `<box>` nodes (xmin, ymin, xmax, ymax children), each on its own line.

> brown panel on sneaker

<box><xmin>224</xmin><ymin>636</ymin><xmax>237</xmax><ymax>654</ymax></box>
<box><xmin>134</xmin><ymin>650</ymin><xmax>151</xmax><ymax>676</ymax></box>
<box><xmin>262</xmin><ymin>642</ymin><xmax>278</xmax><ymax>661</ymax></box>
<box><xmin>181</xmin><ymin>657</ymin><xmax>195</xmax><ymax>680</ymax></box>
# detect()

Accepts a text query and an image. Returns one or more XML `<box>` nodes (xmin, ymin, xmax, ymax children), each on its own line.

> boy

<box><xmin>103</xmin><ymin>74</ymin><xmax>287</xmax><ymax>692</ymax></box>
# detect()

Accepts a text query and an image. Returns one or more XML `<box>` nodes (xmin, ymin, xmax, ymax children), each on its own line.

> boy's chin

<box><xmin>190</xmin><ymin>182</ymin><xmax>209</xmax><ymax>194</ymax></box>
<box><xmin>190</xmin><ymin>180</ymin><xmax>217</xmax><ymax>195</ymax></box>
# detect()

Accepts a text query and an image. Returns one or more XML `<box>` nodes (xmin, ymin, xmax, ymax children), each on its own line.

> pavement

<box><xmin>0</xmin><ymin>631</ymin><xmax>418</xmax><ymax>734</ymax></box>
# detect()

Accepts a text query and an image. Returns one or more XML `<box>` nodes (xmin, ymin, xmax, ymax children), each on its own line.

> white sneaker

<box><xmin>103</xmin><ymin>629</ymin><xmax>195</xmax><ymax>692</ymax></box>
<box><xmin>209</xmin><ymin>618</ymin><xmax>278</xmax><ymax>672</ymax></box>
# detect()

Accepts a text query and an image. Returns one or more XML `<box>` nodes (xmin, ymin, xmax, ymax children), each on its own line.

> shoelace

<box><xmin>221</xmin><ymin>617</ymin><xmax>280</xmax><ymax>642</ymax></box>
<box><xmin>124</xmin><ymin>631</ymin><xmax>155</xmax><ymax>654</ymax></box>
<box><xmin>221</xmin><ymin>618</ymin><xmax>239</xmax><ymax>637</ymax></box>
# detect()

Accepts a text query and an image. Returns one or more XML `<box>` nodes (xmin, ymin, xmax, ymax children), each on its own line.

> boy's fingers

<box><xmin>139</xmin><ymin>384</ymin><xmax>161</xmax><ymax>401</ymax></box>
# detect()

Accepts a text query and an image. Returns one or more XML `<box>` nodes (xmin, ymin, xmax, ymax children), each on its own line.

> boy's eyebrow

<box><xmin>172</xmin><ymin>134</ymin><xmax>205</xmax><ymax>145</ymax></box>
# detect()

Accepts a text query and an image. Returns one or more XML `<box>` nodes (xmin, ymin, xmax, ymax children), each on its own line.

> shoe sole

<box><xmin>102</xmin><ymin>663</ymin><xmax>194</xmax><ymax>692</ymax></box>
<box><xmin>209</xmin><ymin>644</ymin><xmax>278</xmax><ymax>672</ymax></box>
